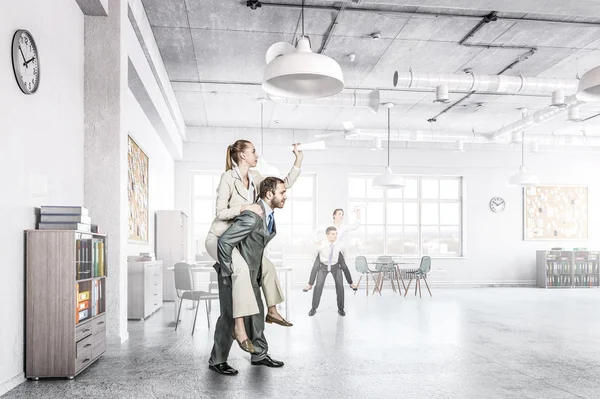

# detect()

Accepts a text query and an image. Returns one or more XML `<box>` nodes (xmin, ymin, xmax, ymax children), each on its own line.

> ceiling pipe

<box><xmin>393</xmin><ymin>71</ymin><xmax>578</xmax><ymax>95</ymax></box>
<box><xmin>266</xmin><ymin>89</ymin><xmax>380</xmax><ymax>114</ymax></box>
<box><xmin>491</xmin><ymin>95</ymin><xmax>583</xmax><ymax>141</ymax></box>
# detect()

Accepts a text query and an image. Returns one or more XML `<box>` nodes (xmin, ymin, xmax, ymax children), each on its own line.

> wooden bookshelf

<box><xmin>26</xmin><ymin>230</ymin><xmax>108</xmax><ymax>379</ymax></box>
<box><xmin>537</xmin><ymin>250</ymin><xmax>600</xmax><ymax>288</ymax></box>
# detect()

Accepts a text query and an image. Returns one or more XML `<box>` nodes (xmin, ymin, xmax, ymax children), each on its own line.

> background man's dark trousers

<box><xmin>308</xmin><ymin>253</ymin><xmax>353</xmax><ymax>286</ymax></box>
<box><xmin>311</xmin><ymin>263</ymin><xmax>345</xmax><ymax>311</ymax></box>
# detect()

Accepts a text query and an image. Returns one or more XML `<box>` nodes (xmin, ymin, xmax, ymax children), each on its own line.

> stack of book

<box><xmin>38</xmin><ymin>206</ymin><xmax>91</xmax><ymax>232</ymax></box>
<box><xmin>76</xmin><ymin>284</ymin><xmax>91</xmax><ymax>324</ymax></box>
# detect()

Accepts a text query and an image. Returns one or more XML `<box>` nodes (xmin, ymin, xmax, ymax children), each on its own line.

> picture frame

<box><xmin>127</xmin><ymin>136</ymin><xmax>149</xmax><ymax>243</ymax></box>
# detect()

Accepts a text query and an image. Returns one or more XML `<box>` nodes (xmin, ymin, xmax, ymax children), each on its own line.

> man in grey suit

<box><xmin>209</xmin><ymin>176</ymin><xmax>287</xmax><ymax>375</ymax></box>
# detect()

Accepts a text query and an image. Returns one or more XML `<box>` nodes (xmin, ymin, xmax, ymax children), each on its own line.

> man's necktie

<box><xmin>328</xmin><ymin>243</ymin><xmax>334</xmax><ymax>272</ymax></box>
<box><xmin>267</xmin><ymin>213</ymin><xmax>274</xmax><ymax>234</ymax></box>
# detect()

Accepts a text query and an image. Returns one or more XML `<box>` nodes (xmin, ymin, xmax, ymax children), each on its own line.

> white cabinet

<box><xmin>127</xmin><ymin>260</ymin><xmax>163</xmax><ymax>320</ymax></box>
<box><xmin>156</xmin><ymin>210</ymin><xmax>188</xmax><ymax>301</ymax></box>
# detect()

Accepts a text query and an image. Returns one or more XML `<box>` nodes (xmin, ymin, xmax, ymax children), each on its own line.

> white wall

<box><xmin>127</xmin><ymin>89</ymin><xmax>175</xmax><ymax>256</ymax></box>
<box><xmin>0</xmin><ymin>0</ymin><xmax>84</xmax><ymax>394</ymax></box>
<box><xmin>175</xmin><ymin>128</ymin><xmax>600</xmax><ymax>287</ymax></box>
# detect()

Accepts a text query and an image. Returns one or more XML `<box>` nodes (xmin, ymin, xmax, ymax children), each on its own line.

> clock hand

<box><xmin>19</xmin><ymin>47</ymin><xmax>28</xmax><ymax>68</ymax></box>
<box><xmin>25</xmin><ymin>56</ymin><xmax>36</xmax><ymax>66</ymax></box>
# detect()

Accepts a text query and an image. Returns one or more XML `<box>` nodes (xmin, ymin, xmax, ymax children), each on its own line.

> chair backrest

<box><xmin>174</xmin><ymin>262</ymin><xmax>195</xmax><ymax>293</ymax></box>
<box><xmin>355</xmin><ymin>256</ymin><xmax>370</xmax><ymax>273</ymax></box>
<box><xmin>418</xmin><ymin>256</ymin><xmax>431</xmax><ymax>274</ymax></box>
<box><xmin>208</xmin><ymin>270</ymin><xmax>219</xmax><ymax>293</ymax></box>
<box><xmin>375</xmin><ymin>255</ymin><xmax>394</xmax><ymax>272</ymax></box>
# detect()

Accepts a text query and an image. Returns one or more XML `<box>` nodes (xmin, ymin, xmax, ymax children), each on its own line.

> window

<box><xmin>191</xmin><ymin>171</ymin><xmax>317</xmax><ymax>257</ymax></box>
<box><xmin>268</xmin><ymin>174</ymin><xmax>316</xmax><ymax>256</ymax></box>
<box><xmin>191</xmin><ymin>171</ymin><xmax>222</xmax><ymax>257</ymax></box>
<box><xmin>348</xmin><ymin>175</ymin><xmax>463</xmax><ymax>257</ymax></box>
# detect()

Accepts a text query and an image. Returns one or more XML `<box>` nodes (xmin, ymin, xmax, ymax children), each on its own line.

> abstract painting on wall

<box><xmin>524</xmin><ymin>185</ymin><xmax>588</xmax><ymax>240</ymax></box>
<box><xmin>128</xmin><ymin>136</ymin><xmax>149</xmax><ymax>242</ymax></box>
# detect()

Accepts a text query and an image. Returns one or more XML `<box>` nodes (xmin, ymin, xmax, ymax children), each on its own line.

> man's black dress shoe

<box><xmin>338</xmin><ymin>309</ymin><xmax>346</xmax><ymax>316</ymax></box>
<box><xmin>308</xmin><ymin>308</ymin><xmax>316</xmax><ymax>316</ymax></box>
<box><xmin>209</xmin><ymin>363</ymin><xmax>238</xmax><ymax>375</ymax></box>
<box><xmin>251</xmin><ymin>355</ymin><xmax>284</xmax><ymax>368</ymax></box>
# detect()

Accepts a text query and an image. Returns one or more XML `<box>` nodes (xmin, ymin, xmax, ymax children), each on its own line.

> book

<box><xmin>39</xmin><ymin>222</ymin><xmax>91</xmax><ymax>232</ymax></box>
<box><xmin>40</xmin><ymin>214</ymin><xmax>91</xmax><ymax>223</ymax></box>
<box><xmin>40</xmin><ymin>206</ymin><xmax>88</xmax><ymax>216</ymax></box>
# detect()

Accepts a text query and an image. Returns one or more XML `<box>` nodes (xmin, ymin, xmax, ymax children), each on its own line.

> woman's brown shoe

<box><xmin>232</xmin><ymin>332</ymin><xmax>256</xmax><ymax>353</ymax></box>
<box><xmin>265</xmin><ymin>314</ymin><xmax>293</xmax><ymax>327</ymax></box>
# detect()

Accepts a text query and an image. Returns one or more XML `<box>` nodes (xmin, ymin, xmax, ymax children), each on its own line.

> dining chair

<box><xmin>354</xmin><ymin>256</ymin><xmax>380</xmax><ymax>296</ymax></box>
<box><xmin>174</xmin><ymin>262</ymin><xmax>219</xmax><ymax>335</ymax></box>
<box><xmin>404</xmin><ymin>256</ymin><xmax>432</xmax><ymax>297</ymax></box>
<box><xmin>373</xmin><ymin>256</ymin><xmax>401</xmax><ymax>295</ymax></box>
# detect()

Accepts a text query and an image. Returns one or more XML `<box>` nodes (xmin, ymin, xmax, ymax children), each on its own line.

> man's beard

<box><xmin>271</xmin><ymin>197</ymin><xmax>285</xmax><ymax>209</ymax></box>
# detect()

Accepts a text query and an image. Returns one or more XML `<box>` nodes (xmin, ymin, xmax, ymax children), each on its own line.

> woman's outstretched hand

<box><xmin>292</xmin><ymin>143</ymin><xmax>304</xmax><ymax>165</ymax></box>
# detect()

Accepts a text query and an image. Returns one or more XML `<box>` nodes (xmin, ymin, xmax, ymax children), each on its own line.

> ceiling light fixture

<box><xmin>262</xmin><ymin>0</ymin><xmax>344</xmax><ymax>99</ymax></box>
<box><xmin>372</xmin><ymin>103</ymin><xmax>405</xmax><ymax>189</ymax></box>
<box><xmin>507</xmin><ymin>130</ymin><xmax>540</xmax><ymax>187</ymax></box>
<box><xmin>252</xmin><ymin>98</ymin><xmax>280</xmax><ymax>177</ymax></box>
<box><xmin>576</xmin><ymin>65</ymin><xmax>600</xmax><ymax>101</ymax></box>
<box><xmin>434</xmin><ymin>84</ymin><xmax>451</xmax><ymax>104</ymax></box>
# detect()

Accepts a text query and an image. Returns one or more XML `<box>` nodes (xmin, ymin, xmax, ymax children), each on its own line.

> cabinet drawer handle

<box><xmin>82</xmin><ymin>358</ymin><xmax>90</xmax><ymax>363</ymax></box>
<box><xmin>84</xmin><ymin>344</ymin><xmax>92</xmax><ymax>348</ymax></box>
<box><xmin>97</xmin><ymin>321</ymin><xmax>105</xmax><ymax>325</ymax></box>
<box><xmin>154</xmin><ymin>303</ymin><xmax>158</xmax><ymax>306</ymax></box>
<box><xmin>82</xmin><ymin>329</ymin><xmax>91</xmax><ymax>333</ymax></box>
<box><xmin>154</xmin><ymin>293</ymin><xmax>158</xmax><ymax>296</ymax></box>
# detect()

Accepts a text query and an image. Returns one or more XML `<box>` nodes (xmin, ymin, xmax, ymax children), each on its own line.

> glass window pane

<box><xmin>366</xmin><ymin>202</ymin><xmax>384</xmax><ymax>225</ymax></box>
<box><xmin>213</xmin><ymin>175</ymin><xmax>220</xmax><ymax>189</ymax></box>
<box><xmin>440</xmin><ymin>226</ymin><xmax>461</xmax><ymax>255</ymax></box>
<box><xmin>440</xmin><ymin>203</ymin><xmax>460</xmax><ymax>225</ymax></box>
<box><xmin>277</xmin><ymin>201</ymin><xmax>292</xmax><ymax>225</ymax></box>
<box><xmin>345</xmin><ymin>205</ymin><xmax>361</xmax><ymax>225</ymax></box>
<box><xmin>346</xmin><ymin>226</ymin><xmax>366</xmax><ymax>258</ymax></box>
<box><xmin>349</xmin><ymin>178</ymin><xmax>365</xmax><ymax>198</ymax></box>
<box><xmin>422</xmin><ymin>179</ymin><xmax>439</xmax><ymax>199</ymax></box>
<box><xmin>422</xmin><ymin>226</ymin><xmax>440</xmax><ymax>255</ymax></box>
<box><xmin>365</xmin><ymin>226</ymin><xmax>384</xmax><ymax>254</ymax></box>
<box><xmin>404</xmin><ymin>203</ymin><xmax>418</xmax><ymax>225</ymax></box>
<box><xmin>194</xmin><ymin>175</ymin><xmax>215</xmax><ymax>196</ymax></box>
<box><xmin>366</xmin><ymin>178</ymin><xmax>384</xmax><ymax>199</ymax></box>
<box><xmin>193</xmin><ymin>199</ymin><xmax>214</xmax><ymax>223</ymax></box>
<box><xmin>421</xmin><ymin>203</ymin><xmax>439</xmax><ymax>225</ymax></box>
<box><xmin>192</xmin><ymin>224</ymin><xmax>210</xmax><ymax>255</ymax></box>
<box><xmin>386</xmin><ymin>226</ymin><xmax>404</xmax><ymax>255</ymax></box>
<box><xmin>292</xmin><ymin>201</ymin><xmax>313</xmax><ymax>224</ymax></box>
<box><xmin>386</xmin><ymin>187</ymin><xmax>403</xmax><ymax>198</ymax></box>
<box><xmin>440</xmin><ymin>179</ymin><xmax>459</xmax><ymax>200</ymax></box>
<box><xmin>403</xmin><ymin>178</ymin><xmax>418</xmax><ymax>199</ymax></box>
<box><xmin>289</xmin><ymin>175</ymin><xmax>313</xmax><ymax>198</ymax></box>
<box><xmin>403</xmin><ymin>226</ymin><xmax>418</xmax><ymax>255</ymax></box>
<box><xmin>386</xmin><ymin>202</ymin><xmax>403</xmax><ymax>225</ymax></box>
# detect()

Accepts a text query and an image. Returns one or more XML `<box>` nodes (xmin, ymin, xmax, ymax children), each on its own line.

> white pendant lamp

<box><xmin>576</xmin><ymin>65</ymin><xmax>600</xmax><ymax>102</ymax></box>
<box><xmin>372</xmin><ymin>103</ymin><xmax>405</xmax><ymax>189</ymax></box>
<box><xmin>262</xmin><ymin>0</ymin><xmax>344</xmax><ymax>99</ymax></box>
<box><xmin>506</xmin><ymin>130</ymin><xmax>540</xmax><ymax>187</ymax></box>
<box><xmin>252</xmin><ymin>98</ymin><xmax>280</xmax><ymax>177</ymax></box>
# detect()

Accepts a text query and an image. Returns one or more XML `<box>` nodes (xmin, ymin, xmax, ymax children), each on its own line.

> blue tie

<box><xmin>267</xmin><ymin>213</ymin><xmax>274</xmax><ymax>234</ymax></box>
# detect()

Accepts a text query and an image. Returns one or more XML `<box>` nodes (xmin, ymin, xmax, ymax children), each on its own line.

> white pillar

<box><xmin>83</xmin><ymin>0</ymin><xmax>129</xmax><ymax>342</ymax></box>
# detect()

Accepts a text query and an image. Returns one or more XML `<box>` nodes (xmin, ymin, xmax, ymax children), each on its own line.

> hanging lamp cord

<box><xmin>387</xmin><ymin>107</ymin><xmax>391</xmax><ymax>168</ymax></box>
<box><xmin>521</xmin><ymin>130</ymin><xmax>525</xmax><ymax>166</ymax></box>
<box><xmin>261</xmin><ymin>102</ymin><xmax>264</xmax><ymax>155</ymax></box>
<box><xmin>301</xmin><ymin>0</ymin><xmax>305</xmax><ymax>37</ymax></box>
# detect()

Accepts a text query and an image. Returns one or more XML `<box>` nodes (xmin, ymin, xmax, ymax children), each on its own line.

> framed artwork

<box><xmin>524</xmin><ymin>185</ymin><xmax>588</xmax><ymax>240</ymax></box>
<box><xmin>128</xmin><ymin>136</ymin><xmax>149</xmax><ymax>242</ymax></box>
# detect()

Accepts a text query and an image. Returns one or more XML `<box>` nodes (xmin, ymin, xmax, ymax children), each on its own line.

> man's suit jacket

<box><xmin>208</xmin><ymin>166</ymin><xmax>300</xmax><ymax>237</ymax></box>
<box><xmin>217</xmin><ymin>201</ymin><xmax>276</xmax><ymax>286</ymax></box>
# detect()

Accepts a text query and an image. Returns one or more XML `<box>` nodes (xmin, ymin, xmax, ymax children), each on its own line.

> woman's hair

<box><xmin>332</xmin><ymin>209</ymin><xmax>344</xmax><ymax>220</ymax></box>
<box><xmin>225</xmin><ymin>140</ymin><xmax>253</xmax><ymax>171</ymax></box>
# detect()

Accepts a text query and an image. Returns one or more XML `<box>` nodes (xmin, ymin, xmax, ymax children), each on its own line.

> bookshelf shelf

<box><xmin>537</xmin><ymin>250</ymin><xmax>600</xmax><ymax>289</ymax></box>
<box><xmin>26</xmin><ymin>230</ymin><xmax>108</xmax><ymax>379</ymax></box>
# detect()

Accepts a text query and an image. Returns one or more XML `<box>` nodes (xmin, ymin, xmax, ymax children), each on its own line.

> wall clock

<box><xmin>489</xmin><ymin>197</ymin><xmax>506</xmax><ymax>213</ymax></box>
<box><xmin>11</xmin><ymin>30</ymin><xmax>40</xmax><ymax>94</ymax></box>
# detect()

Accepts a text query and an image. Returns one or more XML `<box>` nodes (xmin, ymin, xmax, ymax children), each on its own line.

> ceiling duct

<box><xmin>267</xmin><ymin>89</ymin><xmax>380</xmax><ymax>114</ymax></box>
<box><xmin>393</xmin><ymin>71</ymin><xmax>577</xmax><ymax>95</ymax></box>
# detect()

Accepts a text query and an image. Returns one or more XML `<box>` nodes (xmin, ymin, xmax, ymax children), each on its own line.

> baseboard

<box><xmin>0</xmin><ymin>372</ymin><xmax>26</xmax><ymax>396</ymax></box>
<box><xmin>297</xmin><ymin>280</ymin><xmax>537</xmax><ymax>289</ymax></box>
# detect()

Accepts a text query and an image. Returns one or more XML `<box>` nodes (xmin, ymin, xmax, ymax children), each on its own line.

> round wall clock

<box><xmin>11</xmin><ymin>30</ymin><xmax>40</xmax><ymax>94</ymax></box>
<box><xmin>489</xmin><ymin>197</ymin><xmax>506</xmax><ymax>213</ymax></box>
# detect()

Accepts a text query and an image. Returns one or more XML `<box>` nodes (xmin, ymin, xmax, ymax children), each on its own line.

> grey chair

<box><xmin>373</xmin><ymin>256</ymin><xmax>402</xmax><ymax>295</ymax></box>
<box><xmin>404</xmin><ymin>256</ymin><xmax>432</xmax><ymax>297</ymax></box>
<box><xmin>354</xmin><ymin>256</ymin><xmax>380</xmax><ymax>296</ymax></box>
<box><xmin>174</xmin><ymin>262</ymin><xmax>219</xmax><ymax>335</ymax></box>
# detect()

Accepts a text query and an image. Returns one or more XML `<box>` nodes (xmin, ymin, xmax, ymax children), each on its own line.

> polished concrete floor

<box><xmin>4</xmin><ymin>286</ymin><xmax>600</xmax><ymax>398</ymax></box>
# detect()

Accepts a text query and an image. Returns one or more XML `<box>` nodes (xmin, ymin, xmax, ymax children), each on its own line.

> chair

<box><xmin>404</xmin><ymin>256</ymin><xmax>432</xmax><ymax>298</ymax></box>
<box><xmin>174</xmin><ymin>262</ymin><xmax>219</xmax><ymax>335</ymax></box>
<box><xmin>354</xmin><ymin>256</ymin><xmax>380</xmax><ymax>296</ymax></box>
<box><xmin>373</xmin><ymin>256</ymin><xmax>402</xmax><ymax>295</ymax></box>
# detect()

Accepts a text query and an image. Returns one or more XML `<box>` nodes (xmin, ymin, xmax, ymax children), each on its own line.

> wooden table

<box><xmin>369</xmin><ymin>261</ymin><xmax>415</xmax><ymax>295</ymax></box>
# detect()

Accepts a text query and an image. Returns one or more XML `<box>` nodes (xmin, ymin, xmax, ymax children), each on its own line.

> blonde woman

<box><xmin>205</xmin><ymin>139</ymin><xmax>302</xmax><ymax>352</ymax></box>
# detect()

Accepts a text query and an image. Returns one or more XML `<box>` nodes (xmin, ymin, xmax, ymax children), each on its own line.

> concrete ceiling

<box><xmin>141</xmin><ymin>0</ymin><xmax>600</xmax><ymax>140</ymax></box>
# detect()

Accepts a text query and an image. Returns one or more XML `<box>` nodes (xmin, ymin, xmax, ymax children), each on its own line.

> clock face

<box><xmin>11</xmin><ymin>30</ymin><xmax>40</xmax><ymax>94</ymax></box>
<box><xmin>490</xmin><ymin>197</ymin><xmax>506</xmax><ymax>213</ymax></box>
